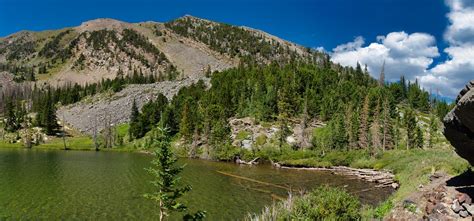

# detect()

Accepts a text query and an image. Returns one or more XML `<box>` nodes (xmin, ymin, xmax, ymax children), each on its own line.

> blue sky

<box><xmin>0</xmin><ymin>0</ymin><xmax>448</xmax><ymax>50</ymax></box>
<box><xmin>1</xmin><ymin>0</ymin><xmax>473</xmax><ymax>98</ymax></box>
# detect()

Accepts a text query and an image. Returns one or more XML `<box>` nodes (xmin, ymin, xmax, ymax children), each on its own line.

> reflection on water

<box><xmin>0</xmin><ymin>149</ymin><xmax>392</xmax><ymax>220</ymax></box>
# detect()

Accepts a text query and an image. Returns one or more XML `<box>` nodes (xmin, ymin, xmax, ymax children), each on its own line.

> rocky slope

<box><xmin>58</xmin><ymin>75</ymin><xmax>210</xmax><ymax>134</ymax></box>
<box><xmin>443</xmin><ymin>80</ymin><xmax>474</xmax><ymax>165</ymax></box>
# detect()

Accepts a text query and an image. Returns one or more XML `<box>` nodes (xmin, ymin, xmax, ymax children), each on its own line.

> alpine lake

<box><xmin>0</xmin><ymin>148</ymin><xmax>392</xmax><ymax>220</ymax></box>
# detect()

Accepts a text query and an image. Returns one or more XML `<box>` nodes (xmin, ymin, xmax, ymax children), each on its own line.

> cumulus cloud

<box><xmin>333</xmin><ymin>36</ymin><xmax>365</xmax><ymax>53</ymax></box>
<box><xmin>331</xmin><ymin>0</ymin><xmax>474</xmax><ymax>98</ymax></box>
<box><xmin>331</xmin><ymin>32</ymin><xmax>439</xmax><ymax>82</ymax></box>
<box><xmin>419</xmin><ymin>0</ymin><xmax>474</xmax><ymax>98</ymax></box>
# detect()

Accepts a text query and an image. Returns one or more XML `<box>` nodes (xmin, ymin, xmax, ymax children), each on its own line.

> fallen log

<box><xmin>216</xmin><ymin>170</ymin><xmax>290</xmax><ymax>191</ymax></box>
<box><xmin>278</xmin><ymin>165</ymin><xmax>398</xmax><ymax>189</ymax></box>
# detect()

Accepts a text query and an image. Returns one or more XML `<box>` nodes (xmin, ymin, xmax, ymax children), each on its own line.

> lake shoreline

<box><xmin>0</xmin><ymin>144</ymin><xmax>398</xmax><ymax>188</ymax></box>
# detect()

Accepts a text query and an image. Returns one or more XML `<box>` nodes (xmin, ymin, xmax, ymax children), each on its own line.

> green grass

<box><xmin>0</xmin><ymin>134</ymin><xmax>137</xmax><ymax>152</ymax></box>
<box><xmin>116</xmin><ymin>123</ymin><xmax>130</xmax><ymax>137</ymax></box>
<box><xmin>236</xmin><ymin>131</ymin><xmax>251</xmax><ymax>140</ymax></box>
<box><xmin>0</xmin><ymin>141</ymin><xmax>23</xmax><ymax>148</ymax></box>
<box><xmin>39</xmin><ymin>136</ymin><xmax>95</xmax><ymax>150</ymax></box>
<box><xmin>373</xmin><ymin>149</ymin><xmax>468</xmax><ymax>202</ymax></box>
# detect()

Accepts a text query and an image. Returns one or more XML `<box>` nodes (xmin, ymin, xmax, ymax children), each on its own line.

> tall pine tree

<box><xmin>129</xmin><ymin>99</ymin><xmax>141</xmax><ymax>139</ymax></box>
<box><xmin>381</xmin><ymin>98</ymin><xmax>393</xmax><ymax>150</ymax></box>
<box><xmin>358</xmin><ymin>95</ymin><xmax>370</xmax><ymax>149</ymax></box>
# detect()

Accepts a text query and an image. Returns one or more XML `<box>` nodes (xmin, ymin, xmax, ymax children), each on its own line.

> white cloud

<box><xmin>331</xmin><ymin>0</ymin><xmax>474</xmax><ymax>98</ymax></box>
<box><xmin>445</xmin><ymin>0</ymin><xmax>474</xmax><ymax>45</ymax></box>
<box><xmin>419</xmin><ymin>0</ymin><xmax>474</xmax><ymax>98</ymax></box>
<box><xmin>331</xmin><ymin>32</ymin><xmax>439</xmax><ymax>82</ymax></box>
<box><xmin>314</xmin><ymin>46</ymin><xmax>326</xmax><ymax>53</ymax></box>
<box><xmin>333</xmin><ymin>36</ymin><xmax>365</xmax><ymax>53</ymax></box>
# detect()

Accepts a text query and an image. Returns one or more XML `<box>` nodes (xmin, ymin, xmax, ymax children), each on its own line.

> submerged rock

<box><xmin>443</xmin><ymin>80</ymin><xmax>474</xmax><ymax>165</ymax></box>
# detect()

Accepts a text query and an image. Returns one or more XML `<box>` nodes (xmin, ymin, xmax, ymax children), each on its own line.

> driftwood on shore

<box><xmin>278</xmin><ymin>165</ymin><xmax>398</xmax><ymax>189</ymax></box>
<box><xmin>235</xmin><ymin>157</ymin><xmax>260</xmax><ymax>165</ymax></box>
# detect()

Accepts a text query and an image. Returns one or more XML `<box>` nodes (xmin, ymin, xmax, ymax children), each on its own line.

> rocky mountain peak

<box><xmin>75</xmin><ymin>18</ymin><xmax>132</xmax><ymax>33</ymax></box>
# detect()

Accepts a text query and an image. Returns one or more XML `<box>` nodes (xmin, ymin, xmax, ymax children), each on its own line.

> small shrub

<box><xmin>374</xmin><ymin>200</ymin><xmax>393</xmax><ymax>218</ymax></box>
<box><xmin>289</xmin><ymin>186</ymin><xmax>361</xmax><ymax>220</ymax></box>
<box><xmin>236</xmin><ymin>130</ymin><xmax>251</xmax><ymax>140</ymax></box>
<box><xmin>255</xmin><ymin>134</ymin><xmax>267</xmax><ymax>146</ymax></box>
<box><xmin>248</xmin><ymin>186</ymin><xmax>361</xmax><ymax>221</ymax></box>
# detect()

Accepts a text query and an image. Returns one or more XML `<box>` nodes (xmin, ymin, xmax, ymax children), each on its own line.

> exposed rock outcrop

<box><xmin>229</xmin><ymin>117</ymin><xmax>324</xmax><ymax>149</ymax></box>
<box><xmin>443</xmin><ymin>80</ymin><xmax>474</xmax><ymax>165</ymax></box>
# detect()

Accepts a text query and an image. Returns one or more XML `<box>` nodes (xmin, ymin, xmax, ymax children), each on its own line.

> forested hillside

<box><xmin>124</xmin><ymin>60</ymin><xmax>452</xmax><ymax>160</ymax></box>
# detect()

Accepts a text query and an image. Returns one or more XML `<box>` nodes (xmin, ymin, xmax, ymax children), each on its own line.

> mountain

<box><xmin>0</xmin><ymin>16</ymin><xmax>320</xmax><ymax>86</ymax></box>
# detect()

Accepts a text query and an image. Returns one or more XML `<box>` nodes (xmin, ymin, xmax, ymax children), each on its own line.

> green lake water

<box><xmin>0</xmin><ymin>148</ymin><xmax>392</xmax><ymax>220</ymax></box>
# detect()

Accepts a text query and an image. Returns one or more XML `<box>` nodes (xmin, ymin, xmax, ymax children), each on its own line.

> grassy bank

<box><xmin>245</xmin><ymin>147</ymin><xmax>470</xmax><ymax>219</ymax></box>
<box><xmin>278</xmin><ymin>148</ymin><xmax>469</xmax><ymax>201</ymax></box>
<box><xmin>0</xmin><ymin>136</ymin><xmax>137</xmax><ymax>152</ymax></box>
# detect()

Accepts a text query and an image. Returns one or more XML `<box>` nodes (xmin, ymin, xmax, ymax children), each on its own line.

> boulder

<box><xmin>425</xmin><ymin>202</ymin><xmax>436</xmax><ymax>214</ymax></box>
<box><xmin>464</xmin><ymin>203</ymin><xmax>474</xmax><ymax>215</ymax></box>
<box><xmin>457</xmin><ymin>193</ymin><xmax>472</xmax><ymax>205</ymax></box>
<box><xmin>452</xmin><ymin>199</ymin><xmax>463</xmax><ymax>213</ymax></box>
<box><xmin>459</xmin><ymin>210</ymin><xmax>469</xmax><ymax>218</ymax></box>
<box><xmin>241</xmin><ymin>139</ymin><xmax>253</xmax><ymax>149</ymax></box>
<box><xmin>443</xmin><ymin>80</ymin><xmax>474</xmax><ymax>165</ymax></box>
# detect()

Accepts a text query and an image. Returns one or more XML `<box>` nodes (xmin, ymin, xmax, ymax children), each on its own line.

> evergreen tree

<box><xmin>4</xmin><ymin>99</ymin><xmax>18</xmax><ymax>132</ymax></box>
<box><xmin>400</xmin><ymin>75</ymin><xmax>407</xmax><ymax>99</ymax></box>
<box><xmin>129</xmin><ymin>99</ymin><xmax>141</xmax><ymax>139</ymax></box>
<box><xmin>144</xmin><ymin>127</ymin><xmax>205</xmax><ymax>221</ymax></box>
<box><xmin>370</xmin><ymin>100</ymin><xmax>382</xmax><ymax>153</ymax></box>
<box><xmin>393</xmin><ymin>114</ymin><xmax>401</xmax><ymax>149</ymax></box>
<box><xmin>428</xmin><ymin>114</ymin><xmax>438</xmax><ymax>148</ymax></box>
<box><xmin>358</xmin><ymin>95</ymin><xmax>370</xmax><ymax>149</ymax></box>
<box><xmin>381</xmin><ymin>98</ymin><xmax>393</xmax><ymax>150</ymax></box>
<box><xmin>179</xmin><ymin>99</ymin><xmax>193</xmax><ymax>140</ymax></box>
<box><xmin>405</xmin><ymin>108</ymin><xmax>417</xmax><ymax>149</ymax></box>
<box><xmin>41</xmin><ymin>89</ymin><xmax>59</xmax><ymax>135</ymax></box>
<box><xmin>331</xmin><ymin>114</ymin><xmax>348</xmax><ymax>150</ymax></box>
<box><xmin>415</xmin><ymin>125</ymin><xmax>424</xmax><ymax>148</ymax></box>
<box><xmin>345</xmin><ymin>104</ymin><xmax>359</xmax><ymax>150</ymax></box>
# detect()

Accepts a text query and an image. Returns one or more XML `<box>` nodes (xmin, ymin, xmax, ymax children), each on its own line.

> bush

<box><xmin>289</xmin><ymin>186</ymin><xmax>361</xmax><ymax>220</ymax></box>
<box><xmin>248</xmin><ymin>186</ymin><xmax>361</xmax><ymax>221</ymax></box>
<box><xmin>374</xmin><ymin>200</ymin><xmax>393</xmax><ymax>218</ymax></box>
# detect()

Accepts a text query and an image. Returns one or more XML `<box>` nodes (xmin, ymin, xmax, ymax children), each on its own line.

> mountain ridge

<box><xmin>0</xmin><ymin>15</ymin><xmax>320</xmax><ymax>86</ymax></box>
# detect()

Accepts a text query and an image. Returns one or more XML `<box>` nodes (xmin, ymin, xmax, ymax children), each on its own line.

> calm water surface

<box><xmin>0</xmin><ymin>148</ymin><xmax>392</xmax><ymax>220</ymax></box>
